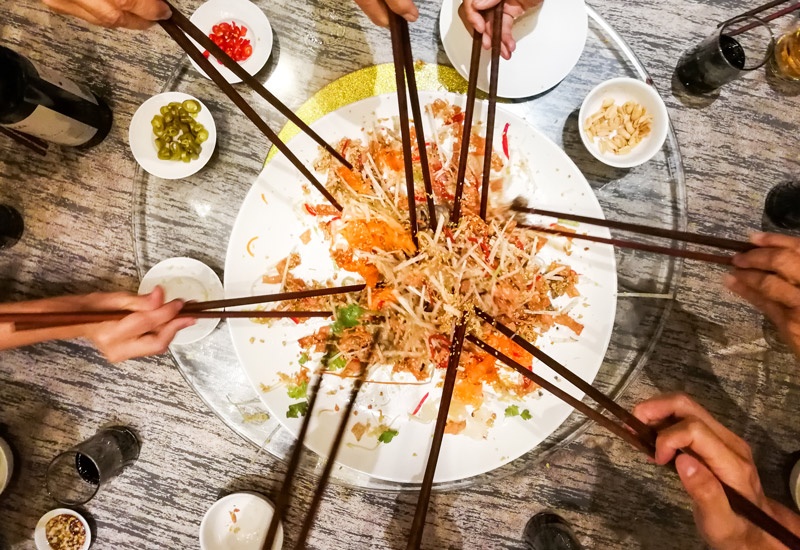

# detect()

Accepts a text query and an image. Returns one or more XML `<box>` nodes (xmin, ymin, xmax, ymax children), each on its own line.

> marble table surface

<box><xmin>1</xmin><ymin>1</ymin><xmax>799</xmax><ymax>549</ymax></box>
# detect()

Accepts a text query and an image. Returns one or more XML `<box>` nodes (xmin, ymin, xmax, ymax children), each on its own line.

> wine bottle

<box><xmin>0</xmin><ymin>45</ymin><xmax>112</xmax><ymax>148</ymax></box>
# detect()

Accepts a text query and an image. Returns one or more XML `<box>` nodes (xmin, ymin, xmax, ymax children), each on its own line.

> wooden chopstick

<box><xmin>398</xmin><ymin>18</ymin><xmax>437</xmax><ymax>230</ymax></box>
<box><xmin>158</xmin><ymin>18</ymin><xmax>343</xmax><ymax>211</ymax></box>
<box><xmin>451</xmin><ymin>32</ymin><xmax>483</xmax><ymax>226</ymax></box>
<box><xmin>9</xmin><ymin>310</ymin><xmax>332</xmax><ymax>331</ymax></box>
<box><xmin>469</xmin><ymin>315</ymin><xmax>800</xmax><ymax>550</ymax></box>
<box><xmin>407</xmin><ymin>314</ymin><xmax>468</xmax><ymax>550</ymax></box>
<box><xmin>478</xmin><ymin>2</ymin><xmax>504</xmax><ymax>221</ymax></box>
<box><xmin>473</xmin><ymin>308</ymin><xmax>657</xmax><ymax>446</ymax></box>
<box><xmin>296</xmin><ymin>332</ymin><xmax>381</xmax><ymax>548</ymax></box>
<box><xmin>389</xmin><ymin>14</ymin><xmax>420</xmax><ymax>249</ymax></box>
<box><xmin>182</xmin><ymin>284</ymin><xmax>366</xmax><ymax>312</ymax></box>
<box><xmin>522</xmin><ymin>224</ymin><xmax>735</xmax><ymax>265</ymax></box>
<box><xmin>513</xmin><ymin>204</ymin><xmax>755</xmax><ymax>253</ymax></box>
<box><xmin>728</xmin><ymin>1</ymin><xmax>800</xmax><ymax>36</ymax></box>
<box><xmin>160</xmin><ymin>0</ymin><xmax>351</xmax><ymax>170</ymax></box>
<box><xmin>262</xmin><ymin>363</ymin><xmax>328</xmax><ymax>550</ymax></box>
<box><xmin>0</xmin><ymin>127</ymin><xmax>48</xmax><ymax>156</ymax></box>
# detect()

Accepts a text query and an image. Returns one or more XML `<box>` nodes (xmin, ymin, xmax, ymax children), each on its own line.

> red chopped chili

<box><xmin>205</xmin><ymin>21</ymin><xmax>253</xmax><ymax>63</ymax></box>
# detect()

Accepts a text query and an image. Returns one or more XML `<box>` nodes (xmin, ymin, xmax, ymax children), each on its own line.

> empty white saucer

<box><xmin>200</xmin><ymin>492</ymin><xmax>283</xmax><ymax>550</ymax></box>
<box><xmin>139</xmin><ymin>257</ymin><xmax>224</xmax><ymax>345</ymax></box>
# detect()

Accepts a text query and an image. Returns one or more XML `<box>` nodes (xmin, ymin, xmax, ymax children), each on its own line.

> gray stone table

<box><xmin>1</xmin><ymin>0</ymin><xmax>799</xmax><ymax>549</ymax></box>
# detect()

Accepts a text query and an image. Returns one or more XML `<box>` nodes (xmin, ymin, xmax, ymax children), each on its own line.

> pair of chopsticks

<box><xmin>721</xmin><ymin>0</ymin><xmax>800</xmax><ymax>36</ymax></box>
<box><xmin>452</xmin><ymin>1</ymin><xmax>505</xmax><ymax>225</ymax></box>
<box><xmin>157</xmin><ymin>1</ymin><xmax>347</xmax><ymax>210</ymax></box>
<box><xmin>3</xmin><ymin>284</ymin><xmax>365</xmax><ymax>332</ymax></box>
<box><xmin>511</xmin><ymin>203</ymin><xmax>756</xmax><ymax>265</ymax></box>
<box><xmin>466</xmin><ymin>309</ymin><xmax>800</xmax><ymax>550</ymax></box>
<box><xmin>388</xmin><ymin>13</ymin><xmax>436</xmax><ymax>247</ymax></box>
<box><xmin>0</xmin><ymin>127</ymin><xmax>48</xmax><ymax>156</ymax></box>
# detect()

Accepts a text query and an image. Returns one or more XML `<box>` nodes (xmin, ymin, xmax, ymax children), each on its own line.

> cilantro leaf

<box><xmin>504</xmin><ymin>405</ymin><xmax>520</xmax><ymax>417</ymax></box>
<box><xmin>287</xmin><ymin>380</ymin><xmax>308</xmax><ymax>400</ymax></box>
<box><xmin>298</xmin><ymin>352</ymin><xmax>310</xmax><ymax>365</ymax></box>
<box><xmin>520</xmin><ymin>409</ymin><xmax>532</xmax><ymax>421</ymax></box>
<box><xmin>337</xmin><ymin>304</ymin><xmax>364</xmax><ymax>329</ymax></box>
<box><xmin>378</xmin><ymin>429</ymin><xmax>399</xmax><ymax>443</ymax></box>
<box><xmin>286</xmin><ymin>401</ymin><xmax>309</xmax><ymax>418</ymax></box>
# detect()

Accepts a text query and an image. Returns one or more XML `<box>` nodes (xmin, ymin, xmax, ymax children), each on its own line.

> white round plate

<box><xmin>579</xmin><ymin>77</ymin><xmax>669</xmax><ymax>169</ymax></box>
<box><xmin>200</xmin><ymin>492</ymin><xmax>283</xmax><ymax>550</ymax></box>
<box><xmin>139</xmin><ymin>257</ymin><xmax>224</xmax><ymax>345</ymax></box>
<box><xmin>35</xmin><ymin>509</ymin><xmax>91</xmax><ymax>550</ymax></box>
<box><xmin>189</xmin><ymin>0</ymin><xmax>273</xmax><ymax>84</ymax></box>
<box><xmin>129</xmin><ymin>92</ymin><xmax>217</xmax><ymax>180</ymax></box>
<box><xmin>791</xmin><ymin>458</ymin><xmax>800</xmax><ymax>510</ymax></box>
<box><xmin>439</xmin><ymin>0</ymin><xmax>588</xmax><ymax>98</ymax></box>
<box><xmin>0</xmin><ymin>436</ymin><xmax>12</xmax><ymax>495</ymax></box>
<box><xmin>224</xmin><ymin>91</ymin><xmax>618</xmax><ymax>484</ymax></box>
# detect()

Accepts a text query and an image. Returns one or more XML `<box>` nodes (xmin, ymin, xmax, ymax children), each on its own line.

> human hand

<box><xmin>460</xmin><ymin>0</ymin><xmax>543</xmax><ymax>60</ymax></box>
<box><xmin>82</xmin><ymin>286</ymin><xmax>194</xmax><ymax>362</ymax></box>
<box><xmin>726</xmin><ymin>232</ymin><xmax>800</xmax><ymax>359</ymax></box>
<box><xmin>633</xmin><ymin>393</ymin><xmax>800</xmax><ymax>550</ymax></box>
<box><xmin>40</xmin><ymin>0</ymin><xmax>171</xmax><ymax>30</ymax></box>
<box><xmin>353</xmin><ymin>0</ymin><xmax>418</xmax><ymax>27</ymax></box>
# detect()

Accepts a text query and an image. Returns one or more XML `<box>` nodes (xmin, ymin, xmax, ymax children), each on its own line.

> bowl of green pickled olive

<box><xmin>129</xmin><ymin>92</ymin><xmax>217</xmax><ymax>179</ymax></box>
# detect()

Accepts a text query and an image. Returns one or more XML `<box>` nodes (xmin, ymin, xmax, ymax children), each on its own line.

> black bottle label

<box><xmin>4</xmin><ymin>61</ymin><xmax>100</xmax><ymax>146</ymax></box>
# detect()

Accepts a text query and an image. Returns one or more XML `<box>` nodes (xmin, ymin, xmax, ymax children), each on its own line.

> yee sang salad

<box><xmin>260</xmin><ymin>99</ymin><xmax>584</xmax><ymax>437</ymax></box>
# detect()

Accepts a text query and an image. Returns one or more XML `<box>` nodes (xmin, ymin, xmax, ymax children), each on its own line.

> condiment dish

<box><xmin>129</xmin><ymin>92</ymin><xmax>217</xmax><ymax>180</ymax></box>
<box><xmin>189</xmin><ymin>0</ymin><xmax>273</xmax><ymax>84</ymax></box>
<box><xmin>139</xmin><ymin>257</ymin><xmax>224</xmax><ymax>345</ymax></box>
<box><xmin>579</xmin><ymin>77</ymin><xmax>668</xmax><ymax>169</ymax></box>
<box><xmin>200</xmin><ymin>491</ymin><xmax>283</xmax><ymax>550</ymax></box>
<box><xmin>34</xmin><ymin>508</ymin><xmax>91</xmax><ymax>550</ymax></box>
<box><xmin>0</xmin><ymin>436</ymin><xmax>12</xmax><ymax>495</ymax></box>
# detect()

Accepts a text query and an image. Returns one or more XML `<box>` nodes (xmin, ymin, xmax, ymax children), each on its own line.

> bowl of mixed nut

<box><xmin>579</xmin><ymin>77</ymin><xmax>668</xmax><ymax>168</ymax></box>
<box><xmin>34</xmin><ymin>509</ymin><xmax>91</xmax><ymax>550</ymax></box>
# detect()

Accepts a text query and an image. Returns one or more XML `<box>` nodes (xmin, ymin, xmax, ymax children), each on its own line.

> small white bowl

<box><xmin>791</xmin><ymin>457</ymin><xmax>800</xmax><ymax>510</ymax></box>
<box><xmin>139</xmin><ymin>257</ymin><xmax>224</xmax><ymax>345</ymax></box>
<box><xmin>578</xmin><ymin>77</ymin><xmax>668</xmax><ymax>169</ymax></box>
<box><xmin>0</xmin><ymin>436</ymin><xmax>13</xmax><ymax>495</ymax></box>
<box><xmin>34</xmin><ymin>509</ymin><xmax>91</xmax><ymax>550</ymax></box>
<box><xmin>129</xmin><ymin>92</ymin><xmax>217</xmax><ymax>180</ymax></box>
<box><xmin>189</xmin><ymin>0</ymin><xmax>274</xmax><ymax>84</ymax></box>
<box><xmin>200</xmin><ymin>492</ymin><xmax>283</xmax><ymax>550</ymax></box>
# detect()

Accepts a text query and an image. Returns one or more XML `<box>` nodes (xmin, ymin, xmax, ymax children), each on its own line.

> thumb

<box><xmin>676</xmin><ymin>454</ymin><xmax>738</xmax><ymax>545</ymax></box>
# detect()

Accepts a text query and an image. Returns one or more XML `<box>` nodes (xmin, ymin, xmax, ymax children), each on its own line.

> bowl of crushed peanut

<box><xmin>579</xmin><ymin>77</ymin><xmax>668</xmax><ymax>168</ymax></box>
<box><xmin>34</xmin><ymin>509</ymin><xmax>91</xmax><ymax>550</ymax></box>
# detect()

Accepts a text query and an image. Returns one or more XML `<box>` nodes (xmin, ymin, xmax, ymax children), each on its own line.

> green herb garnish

<box><xmin>286</xmin><ymin>401</ymin><xmax>309</xmax><ymax>418</ymax></box>
<box><xmin>520</xmin><ymin>409</ymin><xmax>532</xmax><ymax>421</ymax></box>
<box><xmin>298</xmin><ymin>352</ymin><xmax>310</xmax><ymax>365</ymax></box>
<box><xmin>332</xmin><ymin>303</ymin><xmax>365</xmax><ymax>334</ymax></box>
<box><xmin>287</xmin><ymin>380</ymin><xmax>308</xmax><ymax>400</ymax></box>
<box><xmin>378</xmin><ymin>429</ymin><xmax>399</xmax><ymax>443</ymax></box>
<box><xmin>505</xmin><ymin>405</ymin><xmax>520</xmax><ymax>417</ymax></box>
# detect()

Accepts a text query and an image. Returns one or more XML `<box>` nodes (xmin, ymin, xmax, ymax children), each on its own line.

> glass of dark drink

<box><xmin>765</xmin><ymin>182</ymin><xmax>800</xmax><ymax>229</ymax></box>
<box><xmin>0</xmin><ymin>204</ymin><xmax>23</xmax><ymax>250</ymax></box>
<box><xmin>675</xmin><ymin>16</ymin><xmax>774</xmax><ymax>94</ymax></box>
<box><xmin>46</xmin><ymin>427</ymin><xmax>140</xmax><ymax>505</ymax></box>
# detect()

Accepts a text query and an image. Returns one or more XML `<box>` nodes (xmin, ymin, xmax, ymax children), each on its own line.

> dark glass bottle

<box><xmin>0</xmin><ymin>204</ymin><xmax>23</xmax><ymax>249</ymax></box>
<box><xmin>0</xmin><ymin>46</ymin><xmax>112</xmax><ymax>148</ymax></box>
<box><xmin>765</xmin><ymin>182</ymin><xmax>800</xmax><ymax>229</ymax></box>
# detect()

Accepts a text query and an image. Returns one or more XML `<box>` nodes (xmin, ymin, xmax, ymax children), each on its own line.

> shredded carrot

<box><xmin>260</xmin><ymin>193</ymin><xmax>268</xmax><ymax>205</ymax></box>
<box><xmin>246</xmin><ymin>236</ymin><xmax>258</xmax><ymax>257</ymax></box>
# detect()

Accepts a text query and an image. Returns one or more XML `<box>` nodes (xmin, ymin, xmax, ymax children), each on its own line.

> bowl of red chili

<box><xmin>189</xmin><ymin>0</ymin><xmax>274</xmax><ymax>84</ymax></box>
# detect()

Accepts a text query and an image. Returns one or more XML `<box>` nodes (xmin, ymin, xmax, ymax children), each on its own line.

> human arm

<box><xmin>39</xmin><ymin>0</ymin><xmax>171</xmax><ymax>30</ymax></box>
<box><xmin>725</xmin><ymin>232</ymin><xmax>800</xmax><ymax>359</ymax></box>
<box><xmin>633</xmin><ymin>393</ymin><xmax>800</xmax><ymax>549</ymax></box>
<box><xmin>0</xmin><ymin>286</ymin><xmax>193</xmax><ymax>362</ymax></box>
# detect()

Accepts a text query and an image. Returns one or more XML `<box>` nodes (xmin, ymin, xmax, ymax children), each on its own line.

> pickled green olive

<box><xmin>152</xmin><ymin>100</ymin><xmax>207</xmax><ymax>162</ymax></box>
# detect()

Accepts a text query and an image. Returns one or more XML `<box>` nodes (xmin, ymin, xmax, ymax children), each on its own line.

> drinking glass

<box><xmin>46</xmin><ymin>427</ymin><xmax>140</xmax><ymax>505</ymax></box>
<box><xmin>0</xmin><ymin>204</ymin><xmax>23</xmax><ymax>249</ymax></box>
<box><xmin>765</xmin><ymin>181</ymin><xmax>800</xmax><ymax>229</ymax></box>
<box><xmin>675</xmin><ymin>16</ymin><xmax>774</xmax><ymax>94</ymax></box>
